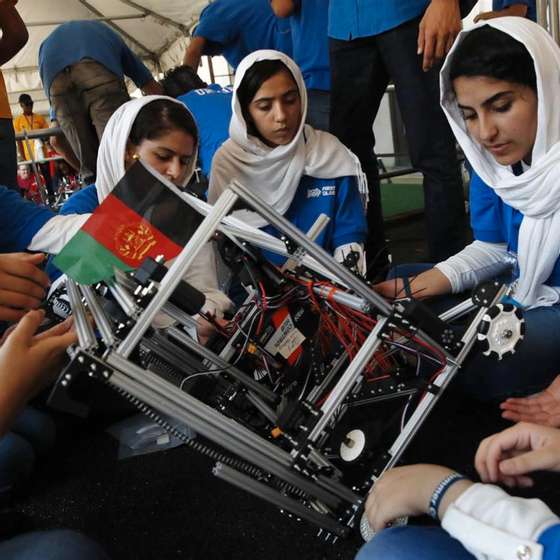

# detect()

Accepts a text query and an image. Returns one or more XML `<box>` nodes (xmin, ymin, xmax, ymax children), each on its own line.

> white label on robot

<box><xmin>265</xmin><ymin>313</ymin><xmax>306</xmax><ymax>359</ymax></box>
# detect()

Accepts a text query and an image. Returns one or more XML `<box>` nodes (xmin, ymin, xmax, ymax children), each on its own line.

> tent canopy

<box><xmin>2</xmin><ymin>0</ymin><xmax>210</xmax><ymax>114</ymax></box>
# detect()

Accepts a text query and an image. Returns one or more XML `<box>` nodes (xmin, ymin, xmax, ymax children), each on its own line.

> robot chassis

<box><xmin>50</xmin><ymin>180</ymin><xmax>524</xmax><ymax>541</ymax></box>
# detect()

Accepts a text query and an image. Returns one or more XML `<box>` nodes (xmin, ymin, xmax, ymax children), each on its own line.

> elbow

<box><xmin>271</xmin><ymin>6</ymin><xmax>292</xmax><ymax>17</ymax></box>
<box><xmin>14</xmin><ymin>26</ymin><xmax>29</xmax><ymax>51</ymax></box>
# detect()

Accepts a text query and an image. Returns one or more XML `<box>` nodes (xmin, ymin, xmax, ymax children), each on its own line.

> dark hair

<box><xmin>128</xmin><ymin>99</ymin><xmax>198</xmax><ymax>147</ymax></box>
<box><xmin>236</xmin><ymin>59</ymin><xmax>298</xmax><ymax>139</ymax></box>
<box><xmin>449</xmin><ymin>26</ymin><xmax>537</xmax><ymax>92</ymax></box>
<box><xmin>19</xmin><ymin>93</ymin><xmax>32</xmax><ymax>104</ymax></box>
<box><xmin>160</xmin><ymin>65</ymin><xmax>208</xmax><ymax>98</ymax></box>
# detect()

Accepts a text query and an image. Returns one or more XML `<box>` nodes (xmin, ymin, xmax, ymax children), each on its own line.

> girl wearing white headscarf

<box><xmin>208</xmin><ymin>50</ymin><xmax>368</xmax><ymax>273</ymax></box>
<box><xmin>356</xmin><ymin>20</ymin><xmax>560</xmax><ymax>560</ymax></box>
<box><xmin>375</xmin><ymin>18</ymin><xmax>560</xmax><ymax>402</ymax></box>
<box><xmin>57</xmin><ymin>95</ymin><xmax>231</xmax><ymax>318</ymax></box>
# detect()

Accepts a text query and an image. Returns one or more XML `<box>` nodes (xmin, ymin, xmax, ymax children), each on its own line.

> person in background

<box><xmin>0</xmin><ymin>0</ymin><xmax>27</xmax><ymax>191</ymax></box>
<box><xmin>13</xmin><ymin>94</ymin><xmax>48</xmax><ymax>164</ymax></box>
<box><xmin>183</xmin><ymin>0</ymin><xmax>292</xmax><ymax>72</ymax></box>
<box><xmin>329</xmin><ymin>0</ymin><xmax>468</xmax><ymax>278</ymax></box>
<box><xmin>475</xmin><ymin>0</ymin><xmax>537</xmax><ymax>22</ymax></box>
<box><xmin>160</xmin><ymin>65</ymin><xmax>232</xmax><ymax>182</ymax></box>
<box><xmin>16</xmin><ymin>164</ymin><xmax>45</xmax><ymax>205</ymax></box>
<box><xmin>270</xmin><ymin>0</ymin><xmax>331</xmax><ymax>131</ymax></box>
<box><xmin>39</xmin><ymin>20</ymin><xmax>163</xmax><ymax>185</ymax></box>
<box><xmin>356</xmin><ymin>421</ymin><xmax>560</xmax><ymax>560</ymax></box>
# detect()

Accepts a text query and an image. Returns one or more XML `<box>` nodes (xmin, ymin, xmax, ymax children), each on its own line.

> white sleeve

<box><xmin>28</xmin><ymin>214</ymin><xmax>91</xmax><ymax>253</ymax></box>
<box><xmin>441</xmin><ymin>483</ymin><xmax>559</xmax><ymax>560</ymax></box>
<box><xmin>435</xmin><ymin>240</ymin><xmax>511</xmax><ymax>294</ymax></box>
<box><xmin>334</xmin><ymin>242</ymin><xmax>366</xmax><ymax>276</ymax></box>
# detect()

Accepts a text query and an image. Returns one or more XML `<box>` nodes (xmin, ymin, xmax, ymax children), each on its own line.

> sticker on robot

<box><xmin>265</xmin><ymin>312</ymin><xmax>306</xmax><ymax>359</ymax></box>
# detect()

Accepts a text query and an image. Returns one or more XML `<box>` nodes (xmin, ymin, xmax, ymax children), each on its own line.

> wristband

<box><xmin>428</xmin><ymin>472</ymin><xmax>466</xmax><ymax>521</ymax></box>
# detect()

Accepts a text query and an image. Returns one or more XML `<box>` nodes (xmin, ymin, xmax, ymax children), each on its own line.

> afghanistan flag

<box><xmin>54</xmin><ymin>161</ymin><xmax>202</xmax><ymax>285</ymax></box>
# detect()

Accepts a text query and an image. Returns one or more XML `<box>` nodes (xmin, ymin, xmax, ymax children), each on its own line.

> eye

<box><xmin>493</xmin><ymin>101</ymin><xmax>512</xmax><ymax>113</ymax></box>
<box><xmin>461</xmin><ymin>112</ymin><xmax>477</xmax><ymax>121</ymax></box>
<box><xmin>254</xmin><ymin>102</ymin><xmax>271</xmax><ymax>112</ymax></box>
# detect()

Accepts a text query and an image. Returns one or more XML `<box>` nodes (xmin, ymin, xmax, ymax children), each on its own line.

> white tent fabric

<box><xmin>2</xmin><ymin>0</ymin><xmax>210</xmax><ymax>115</ymax></box>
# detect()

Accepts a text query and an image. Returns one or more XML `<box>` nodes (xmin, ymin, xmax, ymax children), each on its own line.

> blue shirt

<box><xmin>39</xmin><ymin>21</ymin><xmax>154</xmax><ymax>96</ymax></box>
<box><xmin>328</xmin><ymin>0</ymin><xmax>429</xmax><ymax>40</ymax></box>
<box><xmin>178</xmin><ymin>85</ymin><xmax>232</xmax><ymax>178</ymax></box>
<box><xmin>493</xmin><ymin>0</ymin><xmax>537</xmax><ymax>21</ymax></box>
<box><xmin>0</xmin><ymin>187</ymin><xmax>54</xmax><ymax>252</ymax></box>
<box><xmin>262</xmin><ymin>175</ymin><xmax>367</xmax><ymax>265</ymax></box>
<box><xmin>470</xmin><ymin>172</ymin><xmax>560</xmax><ymax>286</ymax></box>
<box><xmin>194</xmin><ymin>0</ymin><xmax>293</xmax><ymax>69</ymax></box>
<box><xmin>540</xmin><ymin>524</ymin><xmax>560</xmax><ymax>560</ymax></box>
<box><xmin>289</xmin><ymin>0</ymin><xmax>330</xmax><ymax>91</ymax></box>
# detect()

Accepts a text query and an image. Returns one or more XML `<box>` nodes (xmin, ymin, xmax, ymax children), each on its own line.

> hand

<box><xmin>197</xmin><ymin>315</ymin><xmax>229</xmax><ymax>346</ymax></box>
<box><xmin>500</xmin><ymin>375</ymin><xmax>560</xmax><ymax>427</ymax></box>
<box><xmin>0</xmin><ymin>310</ymin><xmax>76</xmax><ymax>434</ymax></box>
<box><xmin>365</xmin><ymin>465</ymin><xmax>472</xmax><ymax>531</ymax></box>
<box><xmin>418</xmin><ymin>0</ymin><xmax>461</xmax><ymax>71</ymax></box>
<box><xmin>473</xmin><ymin>10</ymin><xmax>499</xmax><ymax>22</ymax></box>
<box><xmin>0</xmin><ymin>253</ymin><xmax>50</xmax><ymax>322</ymax></box>
<box><xmin>373</xmin><ymin>268</ymin><xmax>451</xmax><ymax>300</ymax></box>
<box><xmin>475</xmin><ymin>422</ymin><xmax>560</xmax><ymax>488</ymax></box>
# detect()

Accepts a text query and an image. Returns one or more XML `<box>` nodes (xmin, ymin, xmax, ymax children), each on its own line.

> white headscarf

<box><xmin>208</xmin><ymin>50</ymin><xmax>367</xmax><ymax>228</ymax></box>
<box><xmin>441</xmin><ymin>18</ymin><xmax>560</xmax><ymax>308</ymax></box>
<box><xmin>96</xmin><ymin>95</ymin><xmax>199</xmax><ymax>202</ymax></box>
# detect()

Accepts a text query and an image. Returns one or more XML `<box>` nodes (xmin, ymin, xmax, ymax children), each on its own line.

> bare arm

<box><xmin>141</xmin><ymin>79</ymin><xmax>164</xmax><ymax>96</ymax></box>
<box><xmin>270</xmin><ymin>0</ymin><xmax>295</xmax><ymax>18</ymax></box>
<box><xmin>0</xmin><ymin>0</ymin><xmax>28</xmax><ymax>66</ymax></box>
<box><xmin>183</xmin><ymin>36</ymin><xmax>207</xmax><ymax>70</ymax></box>
<box><xmin>50</xmin><ymin>127</ymin><xmax>80</xmax><ymax>171</ymax></box>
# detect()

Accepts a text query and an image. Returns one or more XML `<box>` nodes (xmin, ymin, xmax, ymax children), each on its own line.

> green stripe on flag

<box><xmin>53</xmin><ymin>230</ymin><xmax>133</xmax><ymax>285</ymax></box>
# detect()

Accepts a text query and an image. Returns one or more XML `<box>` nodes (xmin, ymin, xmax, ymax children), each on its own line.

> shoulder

<box><xmin>60</xmin><ymin>185</ymin><xmax>99</xmax><ymax>215</ymax></box>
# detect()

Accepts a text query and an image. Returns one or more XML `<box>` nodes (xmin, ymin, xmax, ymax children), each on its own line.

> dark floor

<box><xmin>10</xmin><ymin>216</ymin><xmax>560</xmax><ymax>560</ymax></box>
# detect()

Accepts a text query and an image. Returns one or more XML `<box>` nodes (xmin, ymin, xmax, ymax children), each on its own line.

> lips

<box><xmin>486</xmin><ymin>142</ymin><xmax>511</xmax><ymax>155</ymax></box>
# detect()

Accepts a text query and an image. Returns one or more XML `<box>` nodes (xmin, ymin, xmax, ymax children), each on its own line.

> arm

<box><xmin>183</xmin><ymin>36</ymin><xmax>207</xmax><ymax>70</ymax></box>
<box><xmin>0</xmin><ymin>0</ymin><xmax>28</xmax><ymax>66</ymax></box>
<box><xmin>270</xmin><ymin>0</ymin><xmax>296</xmax><ymax>18</ymax></box>
<box><xmin>474</xmin><ymin>3</ymin><xmax>529</xmax><ymax>22</ymax></box>
<box><xmin>0</xmin><ymin>310</ymin><xmax>76</xmax><ymax>436</ymax></box>
<box><xmin>50</xmin><ymin>127</ymin><xmax>81</xmax><ymax>171</ymax></box>
<box><xmin>141</xmin><ymin>79</ymin><xmax>164</xmax><ymax>96</ymax></box>
<box><xmin>417</xmin><ymin>0</ymin><xmax>461</xmax><ymax>72</ymax></box>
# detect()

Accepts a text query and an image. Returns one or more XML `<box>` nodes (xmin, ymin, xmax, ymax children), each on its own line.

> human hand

<box><xmin>473</xmin><ymin>10</ymin><xmax>499</xmax><ymax>22</ymax></box>
<box><xmin>418</xmin><ymin>0</ymin><xmax>461</xmax><ymax>71</ymax></box>
<box><xmin>365</xmin><ymin>465</ymin><xmax>472</xmax><ymax>531</ymax></box>
<box><xmin>500</xmin><ymin>376</ymin><xmax>560</xmax><ymax>427</ymax></box>
<box><xmin>0</xmin><ymin>253</ymin><xmax>50</xmax><ymax>322</ymax></box>
<box><xmin>0</xmin><ymin>310</ymin><xmax>76</xmax><ymax>433</ymax></box>
<box><xmin>197</xmin><ymin>315</ymin><xmax>229</xmax><ymax>346</ymax></box>
<box><xmin>475</xmin><ymin>422</ymin><xmax>560</xmax><ymax>488</ymax></box>
<box><xmin>373</xmin><ymin>268</ymin><xmax>451</xmax><ymax>300</ymax></box>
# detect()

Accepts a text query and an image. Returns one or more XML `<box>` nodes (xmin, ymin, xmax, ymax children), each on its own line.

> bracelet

<box><xmin>428</xmin><ymin>472</ymin><xmax>466</xmax><ymax>521</ymax></box>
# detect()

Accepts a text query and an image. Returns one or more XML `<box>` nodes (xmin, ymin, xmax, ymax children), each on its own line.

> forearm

<box><xmin>435</xmin><ymin>240</ymin><xmax>510</xmax><ymax>294</ymax></box>
<box><xmin>0</xmin><ymin>1</ymin><xmax>28</xmax><ymax>65</ymax></box>
<box><xmin>141</xmin><ymin>79</ymin><xmax>164</xmax><ymax>96</ymax></box>
<box><xmin>183</xmin><ymin>36</ymin><xmax>206</xmax><ymax>69</ymax></box>
<box><xmin>50</xmin><ymin>133</ymin><xmax>80</xmax><ymax>171</ymax></box>
<box><xmin>270</xmin><ymin>0</ymin><xmax>295</xmax><ymax>18</ymax></box>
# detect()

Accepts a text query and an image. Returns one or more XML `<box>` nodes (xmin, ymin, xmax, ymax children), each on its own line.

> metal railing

<box><xmin>538</xmin><ymin>0</ymin><xmax>560</xmax><ymax>44</ymax></box>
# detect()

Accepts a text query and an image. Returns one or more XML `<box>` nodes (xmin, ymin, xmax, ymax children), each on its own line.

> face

<box><xmin>125</xmin><ymin>128</ymin><xmax>195</xmax><ymax>186</ymax></box>
<box><xmin>18</xmin><ymin>166</ymin><xmax>30</xmax><ymax>179</ymax></box>
<box><xmin>247</xmin><ymin>69</ymin><xmax>302</xmax><ymax>147</ymax></box>
<box><xmin>20</xmin><ymin>101</ymin><xmax>33</xmax><ymax>115</ymax></box>
<box><xmin>453</xmin><ymin>75</ymin><xmax>538</xmax><ymax>165</ymax></box>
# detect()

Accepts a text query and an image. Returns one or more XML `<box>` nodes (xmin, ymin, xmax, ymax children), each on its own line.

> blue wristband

<box><xmin>428</xmin><ymin>472</ymin><xmax>466</xmax><ymax>521</ymax></box>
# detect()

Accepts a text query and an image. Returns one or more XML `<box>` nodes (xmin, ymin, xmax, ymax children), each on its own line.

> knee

<box><xmin>356</xmin><ymin>527</ymin><xmax>411</xmax><ymax>560</ymax></box>
<box><xmin>33</xmin><ymin>530</ymin><xmax>109</xmax><ymax>560</ymax></box>
<box><xmin>12</xmin><ymin>408</ymin><xmax>56</xmax><ymax>456</ymax></box>
<box><xmin>0</xmin><ymin>433</ymin><xmax>36</xmax><ymax>491</ymax></box>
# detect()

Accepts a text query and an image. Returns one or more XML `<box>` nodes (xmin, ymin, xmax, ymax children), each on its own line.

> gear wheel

<box><xmin>477</xmin><ymin>303</ymin><xmax>525</xmax><ymax>360</ymax></box>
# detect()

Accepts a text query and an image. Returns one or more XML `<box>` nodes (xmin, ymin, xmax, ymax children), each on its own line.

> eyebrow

<box><xmin>458</xmin><ymin>90</ymin><xmax>515</xmax><ymax>111</ymax></box>
<box><xmin>252</xmin><ymin>88</ymin><xmax>299</xmax><ymax>104</ymax></box>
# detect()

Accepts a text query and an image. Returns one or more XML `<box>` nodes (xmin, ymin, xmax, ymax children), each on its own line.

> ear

<box><xmin>124</xmin><ymin>140</ymin><xmax>138</xmax><ymax>169</ymax></box>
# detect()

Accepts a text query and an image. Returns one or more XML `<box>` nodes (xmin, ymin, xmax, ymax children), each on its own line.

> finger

<box><xmin>0</xmin><ymin>254</ymin><xmax>50</xmax><ymax>287</ymax></box>
<box><xmin>445</xmin><ymin>34</ymin><xmax>455</xmax><ymax>56</ymax></box>
<box><xmin>9</xmin><ymin>309</ymin><xmax>45</xmax><ymax>343</ymax></box>
<box><xmin>41</xmin><ymin>329</ymin><xmax>78</xmax><ymax>354</ymax></box>
<box><xmin>434</xmin><ymin>34</ymin><xmax>446</xmax><ymax>65</ymax></box>
<box><xmin>422</xmin><ymin>32</ymin><xmax>436</xmax><ymax>71</ymax></box>
<box><xmin>475</xmin><ymin>435</ymin><xmax>492</xmax><ymax>481</ymax></box>
<box><xmin>484</xmin><ymin>427</ymin><xmax>532</xmax><ymax>482</ymax></box>
<box><xmin>34</xmin><ymin>317</ymin><xmax>74</xmax><ymax>341</ymax></box>
<box><xmin>500</xmin><ymin>447</ymin><xmax>560</xmax><ymax>476</ymax></box>
<box><xmin>0</xmin><ymin>270</ymin><xmax>47</xmax><ymax>300</ymax></box>
<box><xmin>0</xmin><ymin>306</ymin><xmax>28</xmax><ymax>323</ymax></box>
<box><xmin>0</xmin><ymin>289</ymin><xmax>43</xmax><ymax>311</ymax></box>
<box><xmin>473</xmin><ymin>14</ymin><xmax>481</xmax><ymax>23</ymax></box>
<box><xmin>417</xmin><ymin>22</ymin><xmax>425</xmax><ymax>55</ymax></box>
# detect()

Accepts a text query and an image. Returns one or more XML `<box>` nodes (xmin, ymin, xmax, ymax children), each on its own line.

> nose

<box><xmin>166</xmin><ymin>158</ymin><xmax>184</xmax><ymax>183</ymax></box>
<box><xmin>478</xmin><ymin>113</ymin><xmax>498</xmax><ymax>143</ymax></box>
<box><xmin>272</xmin><ymin>101</ymin><xmax>287</xmax><ymax>123</ymax></box>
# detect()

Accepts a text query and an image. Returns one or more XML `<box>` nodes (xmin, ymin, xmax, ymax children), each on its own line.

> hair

<box><xmin>128</xmin><ymin>99</ymin><xmax>198</xmax><ymax>147</ymax></box>
<box><xmin>18</xmin><ymin>93</ymin><xmax>32</xmax><ymax>104</ymax></box>
<box><xmin>160</xmin><ymin>65</ymin><xmax>208</xmax><ymax>98</ymax></box>
<box><xmin>236</xmin><ymin>59</ymin><xmax>298</xmax><ymax>139</ymax></box>
<box><xmin>448</xmin><ymin>26</ymin><xmax>537</xmax><ymax>92</ymax></box>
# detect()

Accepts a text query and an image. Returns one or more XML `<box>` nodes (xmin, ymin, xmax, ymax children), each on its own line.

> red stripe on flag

<box><xmin>82</xmin><ymin>194</ymin><xmax>183</xmax><ymax>268</ymax></box>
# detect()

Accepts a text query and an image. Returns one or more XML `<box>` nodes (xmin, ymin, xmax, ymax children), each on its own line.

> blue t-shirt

<box><xmin>329</xmin><ymin>0</ymin><xmax>429</xmax><ymax>40</ymax></box>
<box><xmin>178</xmin><ymin>85</ymin><xmax>232</xmax><ymax>178</ymax></box>
<box><xmin>540</xmin><ymin>524</ymin><xmax>560</xmax><ymax>560</ymax></box>
<box><xmin>470</xmin><ymin>171</ymin><xmax>560</xmax><ymax>286</ymax></box>
<box><xmin>194</xmin><ymin>0</ymin><xmax>293</xmax><ymax>69</ymax></box>
<box><xmin>262</xmin><ymin>175</ymin><xmax>367</xmax><ymax>265</ymax></box>
<box><xmin>39</xmin><ymin>21</ymin><xmax>153</xmax><ymax>96</ymax></box>
<box><xmin>290</xmin><ymin>0</ymin><xmax>330</xmax><ymax>91</ymax></box>
<box><xmin>0</xmin><ymin>187</ymin><xmax>54</xmax><ymax>253</ymax></box>
<box><xmin>493</xmin><ymin>0</ymin><xmax>537</xmax><ymax>21</ymax></box>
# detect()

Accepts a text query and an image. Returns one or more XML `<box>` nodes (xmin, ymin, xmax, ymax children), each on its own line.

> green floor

<box><xmin>381</xmin><ymin>180</ymin><xmax>424</xmax><ymax>219</ymax></box>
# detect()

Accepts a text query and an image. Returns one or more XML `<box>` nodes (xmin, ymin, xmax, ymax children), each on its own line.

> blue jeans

<box><xmin>356</xmin><ymin>526</ymin><xmax>475</xmax><ymax>560</ymax></box>
<box><xmin>0</xmin><ymin>530</ymin><xmax>109</xmax><ymax>560</ymax></box>
<box><xmin>389</xmin><ymin>264</ymin><xmax>560</xmax><ymax>401</ymax></box>
<box><xmin>0</xmin><ymin>407</ymin><xmax>55</xmax><ymax>499</ymax></box>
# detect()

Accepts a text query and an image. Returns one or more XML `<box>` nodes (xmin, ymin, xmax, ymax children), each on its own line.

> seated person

<box><xmin>0</xmin><ymin>308</ymin><xmax>109</xmax><ymax>560</ymax></box>
<box><xmin>375</xmin><ymin>19</ymin><xmax>560</xmax><ymax>401</ymax></box>
<box><xmin>357</xmin><ymin>421</ymin><xmax>560</xmax><ymax>560</ymax></box>
<box><xmin>208</xmin><ymin>50</ymin><xmax>367</xmax><ymax>272</ymax></box>
<box><xmin>160</xmin><ymin>65</ymin><xmax>232</xmax><ymax>181</ymax></box>
<box><xmin>57</xmin><ymin>95</ymin><xmax>231</xmax><ymax>319</ymax></box>
<box><xmin>16</xmin><ymin>164</ymin><xmax>45</xmax><ymax>204</ymax></box>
